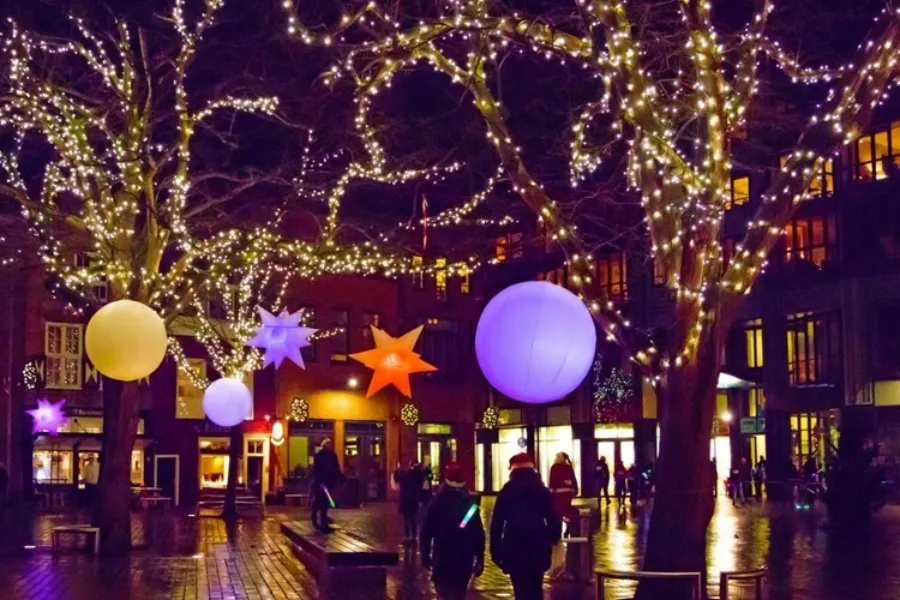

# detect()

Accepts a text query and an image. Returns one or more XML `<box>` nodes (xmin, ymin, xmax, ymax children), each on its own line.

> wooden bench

<box><xmin>140</xmin><ymin>496</ymin><xmax>172</xmax><ymax>511</ymax></box>
<box><xmin>52</xmin><ymin>525</ymin><xmax>100</xmax><ymax>555</ymax></box>
<box><xmin>285</xmin><ymin>493</ymin><xmax>309</xmax><ymax>507</ymax></box>
<box><xmin>597</xmin><ymin>569</ymin><xmax>702</xmax><ymax>600</ymax></box>
<box><xmin>280</xmin><ymin>521</ymin><xmax>398</xmax><ymax>598</ymax></box>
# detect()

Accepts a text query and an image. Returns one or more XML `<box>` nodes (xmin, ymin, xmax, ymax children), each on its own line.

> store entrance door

<box><xmin>417</xmin><ymin>424</ymin><xmax>457</xmax><ymax>485</ymax></box>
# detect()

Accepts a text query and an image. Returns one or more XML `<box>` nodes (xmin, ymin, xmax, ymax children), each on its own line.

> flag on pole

<box><xmin>421</xmin><ymin>194</ymin><xmax>428</xmax><ymax>249</ymax></box>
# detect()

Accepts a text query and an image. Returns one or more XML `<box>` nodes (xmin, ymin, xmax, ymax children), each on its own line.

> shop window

<box><xmin>330</xmin><ymin>309</ymin><xmax>349</xmax><ymax>362</ymax></box>
<box><xmin>300</xmin><ymin>306</ymin><xmax>317</xmax><ymax>362</ymax></box>
<box><xmin>412</xmin><ymin>256</ymin><xmax>424</xmax><ymax>290</ymax></box>
<box><xmin>491</xmin><ymin>427</ymin><xmax>527</xmax><ymax>491</ymax></box>
<box><xmin>596</xmin><ymin>252</ymin><xmax>628</xmax><ymax>302</ymax></box>
<box><xmin>33</xmin><ymin>450</ymin><xmax>73</xmax><ymax>483</ymax></box>
<box><xmin>45</xmin><ymin>322</ymin><xmax>83</xmax><ymax>390</ymax></box>
<box><xmin>786</xmin><ymin>312</ymin><xmax>841</xmax><ymax>385</ymax></box>
<box><xmin>495</xmin><ymin>232</ymin><xmax>523</xmax><ymax>263</ymax></box>
<box><xmin>747</xmin><ymin>388</ymin><xmax>765</xmax><ymax>418</ymax></box>
<box><xmin>783</xmin><ymin>214</ymin><xmax>837</xmax><ymax>268</ymax></box>
<box><xmin>853</xmin><ymin>121</ymin><xmax>900</xmax><ymax>181</ymax></box>
<box><xmin>361</xmin><ymin>312</ymin><xmax>381</xmax><ymax>347</ymax></box>
<box><xmin>744</xmin><ymin>319</ymin><xmax>764</xmax><ymax>369</ymax></box>
<box><xmin>780</xmin><ymin>154</ymin><xmax>835</xmax><ymax>196</ymax></box>
<box><xmin>789</xmin><ymin>411</ymin><xmax>836</xmax><ymax>470</ymax></box>
<box><xmin>176</xmin><ymin>358</ymin><xmax>207</xmax><ymax>419</ymax></box>
<box><xmin>435</xmin><ymin>257</ymin><xmax>447</xmax><ymax>301</ymax></box>
<box><xmin>537</xmin><ymin>425</ymin><xmax>581</xmax><ymax>485</ymax></box>
<box><xmin>74</xmin><ymin>253</ymin><xmax>108</xmax><ymax>304</ymax></box>
<box><xmin>726</xmin><ymin>176</ymin><xmax>750</xmax><ymax>210</ymax></box>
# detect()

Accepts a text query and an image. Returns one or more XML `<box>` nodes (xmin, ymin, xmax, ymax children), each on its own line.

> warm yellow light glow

<box><xmin>721</xmin><ymin>411</ymin><xmax>733</xmax><ymax>423</ymax></box>
<box><xmin>86</xmin><ymin>300</ymin><xmax>168</xmax><ymax>382</ymax></box>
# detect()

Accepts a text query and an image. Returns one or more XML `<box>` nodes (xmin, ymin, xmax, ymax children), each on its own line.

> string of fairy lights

<box><xmin>282</xmin><ymin>0</ymin><xmax>900</xmax><ymax>384</ymax></box>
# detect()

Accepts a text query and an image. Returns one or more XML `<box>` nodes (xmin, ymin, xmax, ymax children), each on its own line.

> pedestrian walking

<box><xmin>311</xmin><ymin>438</ymin><xmax>342</xmax><ymax>533</ymax></box>
<box><xmin>548</xmin><ymin>452</ymin><xmax>578</xmax><ymax>537</ymax></box>
<box><xmin>395</xmin><ymin>460</ymin><xmax>425</xmax><ymax>545</ymax></box>
<box><xmin>490</xmin><ymin>453</ymin><xmax>561</xmax><ymax>600</ymax></box>
<box><xmin>626</xmin><ymin>464</ymin><xmax>638</xmax><ymax>506</ymax></box>
<box><xmin>595</xmin><ymin>456</ymin><xmax>611</xmax><ymax>507</ymax></box>
<box><xmin>613</xmin><ymin>460</ymin><xmax>627</xmax><ymax>505</ymax></box>
<box><xmin>753</xmin><ymin>456</ymin><xmax>767</xmax><ymax>500</ymax></box>
<box><xmin>420</xmin><ymin>463</ymin><xmax>484</xmax><ymax>600</ymax></box>
<box><xmin>421</xmin><ymin>455</ymin><xmax>435</xmax><ymax>507</ymax></box>
<box><xmin>730</xmin><ymin>459</ymin><xmax>746</xmax><ymax>506</ymax></box>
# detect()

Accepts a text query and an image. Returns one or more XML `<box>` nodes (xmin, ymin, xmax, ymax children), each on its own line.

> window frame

<box><xmin>726</xmin><ymin>176</ymin><xmax>750</xmax><ymax>210</ymax></box>
<box><xmin>300</xmin><ymin>306</ymin><xmax>318</xmax><ymax>362</ymax></box>
<box><xmin>330</xmin><ymin>308</ymin><xmax>350</xmax><ymax>363</ymax></box>
<box><xmin>595</xmin><ymin>252</ymin><xmax>628</xmax><ymax>302</ymax></box>
<box><xmin>852</xmin><ymin>121</ymin><xmax>900</xmax><ymax>181</ymax></box>
<box><xmin>783</xmin><ymin>213</ymin><xmax>837</xmax><ymax>268</ymax></box>
<box><xmin>45</xmin><ymin>322</ymin><xmax>83</xmax><ymax>390</ymax></box>
<box><xmin>176</xmin><ymin>357</ymin><xmax>208</xmax><ymax>419</ymax></box>
<box><xmin>743</xmin><ymin>318</ymin><xmax>764</xmax><ymax>369</ymax></box>
<box><xmin>74</xmin><ymin>253</ymin><xmax>108</xmax><ymax>304</ymax></box>
<box><xmin>786</xmin><ymin>311</ymin><xmax>841</xmax><ymax>386</ymax></box>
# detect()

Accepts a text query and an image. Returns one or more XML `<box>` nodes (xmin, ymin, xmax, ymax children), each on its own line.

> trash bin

<box><xmin>563</xmin><ymin>509</ymin><xmax>594</xmax><ymax>582</ymax></box>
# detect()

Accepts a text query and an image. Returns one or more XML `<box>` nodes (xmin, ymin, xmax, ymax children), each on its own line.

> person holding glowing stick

<box><xmin>321</xmin><ymin>484</ymin><xmax>336</xmax><ymax>508</ymax></box>
<box><xmin>311</xmin><ymin>438</ymin><xmax>342</xmax><ymax>533</ymax></box>
<box><xmin>421</xmin><ymin>463</ymin><xmax>484</xmax><ymax>600</ymax></box>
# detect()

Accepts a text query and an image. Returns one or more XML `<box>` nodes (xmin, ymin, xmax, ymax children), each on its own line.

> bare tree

<box><xmin>283</xmin><ymin>0</ymin><xmax>900</xmax><ymax>594</ymax></box>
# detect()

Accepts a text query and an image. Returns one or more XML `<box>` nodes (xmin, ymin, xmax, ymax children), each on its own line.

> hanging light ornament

<box><xmin>271</xmin><ymin>420</ymin><xmax>286</xmax><ymax>446</ymax></box>
<box><xmin>290</xmin><ymin>397</ymin><xmax>309</xmax><ymax>422</ymax></box>
<box><xmin>400</xmin><ymin>403</ymin><xmax>420</xmax><ymax>427</ymax></box>
<box><xmin>350</xmin><ymin>326</ymin><xmax>437</xmax><ymax>398</ymax></box>
<box><xmin>27</xmin><ymin>398</ymin><xmax>68</xmax><ymax>435</ymax></box>
<box><xmin>85</xmin><ymin>300</ymin><xmax>168</xmax><ymax>382</ymax></box>
<box><xmin>480</xmin><ymin>406</ymin><xmax>499</xmax><ymax>429</ymax></box>
<box><xmin>247</xmin><ymin>307</ymin><xmax>317</xmax><ymax>369</ymax></box>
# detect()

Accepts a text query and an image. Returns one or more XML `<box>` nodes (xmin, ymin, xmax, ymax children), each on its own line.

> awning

<box><xmin>717</xmin><ymin>372</ymin><xmax>754</xmax><ymax>390</ymax></box>
<box><xmin>33</xmin><ymin>434</ymin><xmax>155</xmax><ymax>452</ymax></box>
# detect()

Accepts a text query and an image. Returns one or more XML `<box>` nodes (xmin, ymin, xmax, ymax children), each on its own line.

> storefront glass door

<box><xmin>492</xmin><ymin>427</ymin><xmax>526</xmax><ymax>491</ymax></box>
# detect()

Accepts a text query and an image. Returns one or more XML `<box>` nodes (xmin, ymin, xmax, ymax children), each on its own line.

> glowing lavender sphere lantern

<box><xmin>475</xmin><ymin>281</ymin><xmax>596</xmax><ymax>404</ymax></box>
<box><xmin>203</xmin><ymin>377</ymin><xmax>253</xmax><ymax>427</ymax></box>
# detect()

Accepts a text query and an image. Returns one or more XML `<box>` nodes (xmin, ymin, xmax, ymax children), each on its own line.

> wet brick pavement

<box><xmin>1</xmin><ymin>497</ymin><xmax>899</xmax><ymax>599</ymax></box>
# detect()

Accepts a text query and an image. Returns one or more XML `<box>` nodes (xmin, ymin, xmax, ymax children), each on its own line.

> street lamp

<box><xmin>721</xmin><ymin>411</ymin><xmax>733</xmax><ymax>423</ymax></box>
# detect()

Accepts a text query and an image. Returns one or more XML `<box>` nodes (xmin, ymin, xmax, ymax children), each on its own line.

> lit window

<box><xmin>45</xmin><ymin>323</ymin><xmax>82</xmax><ymax>390</ymax></box>
<box><xmin>786</xmin><ymin>312</ymin><xmax>840</xmax><ymax>385</ymax></box>
<box><xmin>435</xmin><ymin>257</ymin><xmax>447</xmax><ymax>301</ymax></box>
<box><xmin>853</xmin><ymin>121</ymin><xmax>900</xmax><ymax>181</ymax></box>
<box><xmin>726</xmin><ymin>176</ymin><xmax>750</xmax><ymax>210</ymax></box>
<box><xmin>74</xmin><ymin>254</ymin><xmax>108</xmax><ymax>304</ymax></box>
<box><xmin>362</xmin><ymin>312</ymin><xmax>381</xmax><ymax>346</ymax></box>
<box><xmin>743</xmin><ymin>319</ymin><xmax>764</xmax><ymax>368</ymax></box>
<box><xmin>595</xmin><ymin>252</ymin><xmax>628</xmax><ymax>302</ymax></box>
<box><xmin>652</xmin><ymin>257</ymin><xmax>665</xmax><ymax>286</ymax></box>
<box><xmin>495</xmin><ymin>232</ymin><xmax>523</xmax><ymax>263</ymax></box>
<box><xmin>460</xmin><ymin>265</ymin><xmax>470</xmax><ymax>295</ymax></box>
<box><xmin>780</xmin><ymin>155</ymin><xmax>834</xmax><ymax>197</ymax></box>
<box><xmin>783</xmin><ymin>214</ymin><xmax>837</xmax><ymax>268</ymax></box>
<box><xmin>412</xmin><ymin>256</ymin><xmax>424</xmax><ymax>290</ymax></box>
<box><xmin>176</xmin><ymin>358</ymin><xmax>207</xmax><ymax>419</ymax></box>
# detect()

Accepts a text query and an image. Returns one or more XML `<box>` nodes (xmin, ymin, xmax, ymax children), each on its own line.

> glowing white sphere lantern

<box><xmin>85</xmin><ymin>300</ymin><xmax>168</xmax><ymax>381</ymax></box>
<box><xmin>202</xmin><ymin>377</ymin><xmax>253</xmax><ymax>427</ymax></box>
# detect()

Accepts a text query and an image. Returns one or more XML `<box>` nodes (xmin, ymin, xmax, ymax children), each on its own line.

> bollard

<box><xmin>563</xmin><ymin>508</ymin><xmax>594</xmax><ymax>582</ymax></box>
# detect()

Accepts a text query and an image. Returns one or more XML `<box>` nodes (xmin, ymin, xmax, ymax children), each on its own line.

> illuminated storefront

<box><xmin>537</xmin><ymin>425</ymin><xmax>581</xmax><ymax>484</ymax></box>
<box><xmin>596</xmin><ymin>423</ymin><xmax>635</xmax><ymax>469</ymax></box>
<box><xmin>491</xmin><ymin>426</ymin><xmax>527</xmax><ymax>490</ymax></box>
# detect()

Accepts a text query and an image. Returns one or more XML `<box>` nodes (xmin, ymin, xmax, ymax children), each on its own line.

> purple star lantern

<box><xmin>27</xmin><ymin>398</ymin><xmax>68</xmax><ymax>435</ymax></box>
<box><xmin>247</xmin><ymin>307</ymin><xmax>317</xmax><ymax>369</ymax></box>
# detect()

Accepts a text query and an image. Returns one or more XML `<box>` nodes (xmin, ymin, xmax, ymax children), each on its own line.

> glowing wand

<box><xmin>458</xmin><ymin>504</ymin><xmax>478</xmax><ymax>529</ymax></box>
<box><xmin>321</xmin><ymin>484</ymin><xmax>336</xmax><ymax>508</ymax></box>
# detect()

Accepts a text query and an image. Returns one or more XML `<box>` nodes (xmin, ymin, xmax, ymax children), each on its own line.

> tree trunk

<box><xmin>221</xmin><ymin>425</ymin><xmax>242</xmax><ymax>520</ymax></box>
<box><xmin>93</xmin><ymin>379</ymin><xmax>141</xmax><ymax>554</ymax></box>
<box><xmin>636</xmin><ymin>343</ymin><xmax>721</xmax><ymax>600</ymax></box>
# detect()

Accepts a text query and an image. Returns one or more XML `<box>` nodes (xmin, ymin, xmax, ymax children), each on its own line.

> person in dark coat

<box><xmin>311</xmin><ymin>438</ymin><xmax>342</xmax><ymax>533</ymax></box>
<box><xmin>394</xmin><ymin>460</ymin><xmax>425</xmax><ymax>544</ymax></box>
<box><xmin>421</xmin><ymin>463</ymin><xmax>485</xmax><ymax>600</ymax></box>
<box><xmin>490</xmin><ymin>452</ymin><xmax>561</xmax><ymax>600</ymax></box>
<box><xmin>595</xmin><ymin>456</ymin><xmax>611</xmax><ymax>507</ymax></box>
<box><xmin>626</xmin><ymin>464</ymin><xmax>638</xmax><ymax>505</ymax></box>
<box><xmin>613</xmin><ymin>460</ymin><xmax>627</xmax><ymax>504</ymax></box>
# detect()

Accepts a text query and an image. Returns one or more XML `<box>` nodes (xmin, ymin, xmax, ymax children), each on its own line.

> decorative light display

<box><xmin>592</xmin><ymin>356</ymin><xmax>634</xmax><ymax>423</ymax></box>
<box><xmin>475</xmin><ymin>281</ymin><xmax>596</xmax><ymax>404</ymax></box>
<box><xmin>400</xmin><ymin>402</ymin><xmax>420</xmax><ymax>427</ymax></box>
<box><xmin>350</xmin><ymin>326</ymin><xmax>437</xmax><ymax>398</ymax></box>
<box><xmin>202</xmin><ymin>377</ymin><xmax>253</xmax><ymax>427</ymax></box>
<box><xmin>282</xmin><ymin>0</ymin><xmax>900</xmax><ymax>389</ymax></box>
<box><xmin>27</xmin><ymin>398</ymin><xmax>68</xmax><ymax>435</ymax></box>
<box><xmin>291</xmin><ymin>397</ymin><xmax>309</xmax><ymax>422</ymax></box>
<box><xmin>271</xmin><ymin>421</ymin><xmax>286</xmax><ymax>446</ymax></box>
<box><xmin>247</xmin><ymin>307</ymin><xmax>317</xmax><ymax>370</ymax></box>
<box><xmin>85</xmin><ymin>300</ymin><xmax>168</xmax><ymax>382</ymax></box>
<box><xmin>480</xmin><ymin>406</ymin><xmax>499</xmax><ymax>430</ymax></box>
<box><xmin>22</xmin><ymin>360</ymin><xmax>41</xmax><ymax>390</ymax></box>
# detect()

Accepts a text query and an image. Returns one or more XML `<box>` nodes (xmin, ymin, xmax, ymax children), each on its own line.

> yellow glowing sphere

<box><xmin>271</xmin><ymin>421</ymin><xmax>285</xmax><ymax>446</ymax></box>
<box><xmin>85</xmin><ymin>300</ymin><xmax>168</xmax><ymax>382</ymax></box>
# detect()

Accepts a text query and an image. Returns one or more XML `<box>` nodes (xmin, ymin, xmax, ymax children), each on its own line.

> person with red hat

<box><xmin>490</xmin><ymin>452</ymin><xmax>561</xmax><ymax>599</ymax></box>
<box><xmin>420</xmin><ymin>462</ymin><xmax>485</xmax><ymax>600</ymax></box>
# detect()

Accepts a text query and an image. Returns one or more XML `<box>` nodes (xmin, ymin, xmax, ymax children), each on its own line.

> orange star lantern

<box><xmin>350</xmin><ymin>326</ymin><xmax>437</xmax><ymax>398</ymax></box>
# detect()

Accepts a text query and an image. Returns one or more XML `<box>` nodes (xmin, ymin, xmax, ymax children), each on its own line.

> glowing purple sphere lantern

<box><xmin>475</xmin><ymin>281</ymin><xmax>596</xmax><ymax>404</ymax></box>
<box><xmin>203</xmin><ymin>377</ymin><xmax>253</xmax><ymax>427</ymax></box>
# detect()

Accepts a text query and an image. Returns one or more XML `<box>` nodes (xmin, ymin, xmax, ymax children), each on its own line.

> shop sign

<box><xmin>740</xmin><ymin>416</ymin><xmax>766</xmax><ymax>434</ymax></box>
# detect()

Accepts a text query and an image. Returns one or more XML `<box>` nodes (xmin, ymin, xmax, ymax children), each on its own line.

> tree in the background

<box><xmin>284</xmin><ymin>0</ymin><xmax>900</xmax><ymax>593</ymax></box>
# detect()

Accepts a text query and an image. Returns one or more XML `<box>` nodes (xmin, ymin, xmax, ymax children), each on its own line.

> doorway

<box><xmin>417</xmin><ymin>424</ymin><xmax>456</xmax><ymax>484</ymax></box>
<box><xmin>154</xmin><ymin>454</ymin><xmax>180</xmax><ymax>506</ymax></box>
<box><xmin>243</xmin><ymin>437</ymin><xmax>270</xmax><ymax>500</ymax></box>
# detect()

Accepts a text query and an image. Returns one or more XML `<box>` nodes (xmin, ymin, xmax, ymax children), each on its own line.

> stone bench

<box><xmin>280</xmin><ymin>521</ymin><xmax>398</xmax><ymax>598</ymax></box>
<box><xmin>52</xmin><ymin>525</ymin><xmax>100</xmax><ymax>555</ymax></box>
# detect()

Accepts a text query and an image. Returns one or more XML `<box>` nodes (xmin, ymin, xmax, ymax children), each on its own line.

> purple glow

<box><xmin>247</xmin><ymin>307</ymin><xmax>317</xmax><ymax>369</ymax></box>
<box><xmin>475</xmin><ymin>281</ymin><xmax>596</xmax><ymax>404</ymax></box>
<box><xmin>202</xmin><ymin>378</ymin><xmax>253</xmax><ymax>427</ymax></box>
<box><xmin>27</xmin><ymin>398</ymin><xmax>68</xmax><ymax>435</ymax></box>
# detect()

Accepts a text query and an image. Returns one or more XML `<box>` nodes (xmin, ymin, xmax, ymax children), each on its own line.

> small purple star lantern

<box><xmin>247</xmin><ymin>307</ymin><xmax>317</xmax><ymax>369</ymax></box>
<box><xmin>27</xmin><ymin>398</ymin><xmax>68</xmax><ymax>435</ymax></box>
